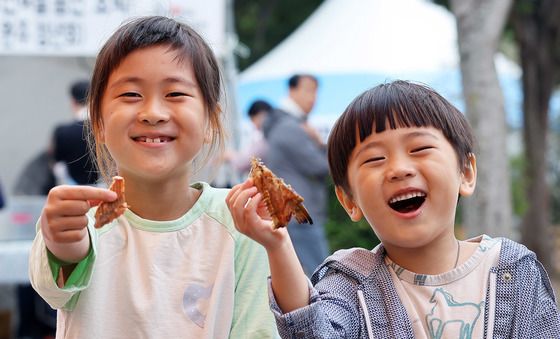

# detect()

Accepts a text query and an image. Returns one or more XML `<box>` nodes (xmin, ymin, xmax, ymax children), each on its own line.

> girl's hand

<box><xmin>40</xmin><ymin>185</ymin><xmax>117</xmax><ymax>263</ymax></box>
<box><xmin>226</xmin><ymin>179</ymin><xmax>289</xmax><ymax>250</ymax></box>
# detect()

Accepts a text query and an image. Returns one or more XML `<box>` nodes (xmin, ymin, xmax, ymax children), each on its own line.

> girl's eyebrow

<box><xmin>109</xmin><ymin>76</ymin><xmax>142</xmax><ymax>89</ymax></box>
<box><xmin>162</xmin><ymin>76</ymin><xmax>198</xmax><ymax>88</ymax></box>
<box><xmin>109</xmin><ymin>76</ymin><xmax>198</xmax><ymax>89</ymax></box>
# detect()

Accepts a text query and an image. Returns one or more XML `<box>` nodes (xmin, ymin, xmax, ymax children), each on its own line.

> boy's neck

<box><xmin>384</xmin><ymin>238</ymin><xmax>479</xmax><ymax>275</ymax></box>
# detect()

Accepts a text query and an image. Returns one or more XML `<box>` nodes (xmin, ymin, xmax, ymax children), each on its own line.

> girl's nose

<box><xmin>138</xmin><ymin>101</ymin><xmax>170</xmax><ymax>125</ymax></box>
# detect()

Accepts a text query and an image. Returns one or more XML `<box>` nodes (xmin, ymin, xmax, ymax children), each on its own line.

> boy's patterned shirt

<box><xmin>385</xmin><ymin>235</ymin><xmax>501</xmax><ymax>339</ymax></box>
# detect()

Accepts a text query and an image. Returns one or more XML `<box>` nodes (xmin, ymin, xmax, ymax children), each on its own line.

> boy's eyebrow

<box><xmin>404</xmin><ymin>130</ymin><xmax>440</xmax><ymax>141</ymax></box>
<box><xmin>354</xmin><ymin>130</ymin><xmax>440</xmax><ymax>157</ymax></box>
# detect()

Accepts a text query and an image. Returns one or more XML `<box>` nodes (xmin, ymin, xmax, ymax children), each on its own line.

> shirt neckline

<box><xmin>122</xmin><ymin>182</ymin><xmax>210</xmax><ymax>232</ymax></box>
<box><xmin>385</xmin><ymin>235</ymin><xmax>498</xmax><ymax>286</ymax></box>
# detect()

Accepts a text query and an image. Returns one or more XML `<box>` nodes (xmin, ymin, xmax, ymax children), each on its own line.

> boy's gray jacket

<box><xmin>270</xmin><ymin>238</ymin><xmax>560</xmax><ymax>338</ymax></box>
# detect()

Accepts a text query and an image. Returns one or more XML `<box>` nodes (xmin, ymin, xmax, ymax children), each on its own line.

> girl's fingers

<box><xmin>50</xmin><ymin>185</ymin><xmax>117</xmax><ymax>203</ymax></box>
<box><xmin>49</xmin><ymin>200</ymin><xmax>91</xmax><ymax>216</ymax></box>
<box><xmin>49</xmin><ymin>228</ymin><xmax>89</xmax><ymax>243</ymax></box>
<box><xmin>50</xmin><ymin>215</ymin><xmax>90</xmax><ymax>232</ymax></box>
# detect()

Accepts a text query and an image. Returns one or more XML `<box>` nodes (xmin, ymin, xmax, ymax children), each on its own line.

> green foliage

<box><xmin>234</xmin><ymin>0</ymin><xmax>324</xmax><ymax>71</ymax></box>
<box><xmin>510</xmin><ymin>154</ymin><xmax>529</xmax><ymax>217</ymax></box>
<box><xmin>324</xmin><ymin>180</ymin><xmax>380</xmax><ymax>252</ymax></box>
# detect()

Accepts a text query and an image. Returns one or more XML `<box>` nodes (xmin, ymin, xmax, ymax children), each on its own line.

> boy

<box><xmin>226</xmin><ymin>80</ymin><xmax>560</xmax><ymax>338</ymax></box>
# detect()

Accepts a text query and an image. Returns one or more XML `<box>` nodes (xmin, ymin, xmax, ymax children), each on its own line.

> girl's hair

<box><xmin>87</xmin><ymin>16</ymin><xmax>224</xmax><ymax>183</ymax></box>
<box><xmin>327</xmin><ymin>80</ymin><xmax>475</xmax><ymax>195</ymax></box>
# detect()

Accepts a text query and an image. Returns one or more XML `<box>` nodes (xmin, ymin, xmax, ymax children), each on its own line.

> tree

<box><xmin>234</xmin><ymin>0</ymin><xmax>323</xmax><ymax>70</ymax></box>
<box><xmin>511</xmin><ymin>0</ymin><xmax>560</xmax><ymax>273</ymax></box>
<box><xmin>450</xmin><ymin>0</ymin><xmax>514</xmax><ymax>238</ymax></box>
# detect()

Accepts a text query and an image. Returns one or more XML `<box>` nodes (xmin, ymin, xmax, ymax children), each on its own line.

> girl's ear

<box><xmin>335</xmin><ymin>186</ymin><xmax>363</xmax><ymax>222</ymax></box>
<box><xmin>204</xmin><ymin>105</ymin><xmax>221</xmax><ymax>144</ymax></box>
<box><xmin>203</xmin><ymin>127</ymin><xmax>212</xmax><ymax>144</ymax></box>
<box><xmin>459</xmin><ymin>153</ymin><xmax>477</xmax><ymax>197</ymax></box>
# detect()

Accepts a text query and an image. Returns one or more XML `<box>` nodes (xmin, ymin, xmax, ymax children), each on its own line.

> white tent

<box><xmin>236</xmin><ymin>0</ymin><xmax>522</xmax><ymax>129</ymax></box>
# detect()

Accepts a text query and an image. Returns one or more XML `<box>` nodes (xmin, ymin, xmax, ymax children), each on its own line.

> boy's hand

<box><xmin>226</xmin><ymin>179</ymin><xmax>289</xmax><ymax>250</ymax></box>
<box><xmin>227</xmin><ymin>179</ymin><xmax>311</xmax><ymax>312</ymax></box>
<box><xmin>40</xmin><ymin>185</ymin><xmax>117</xmax><ymax>263</ymax></box>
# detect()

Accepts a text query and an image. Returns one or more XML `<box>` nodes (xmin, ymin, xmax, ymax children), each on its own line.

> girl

<box><xmin>29</xmin><ymin>16</ymin><xmax>277</xmax><ymax>338</ymax></box>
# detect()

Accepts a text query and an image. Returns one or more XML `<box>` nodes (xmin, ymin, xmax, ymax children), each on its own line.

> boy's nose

<box><xmin>386</xmin><ymin>165</ymin><xmax>416</xmax><ymax>182</ymax></box>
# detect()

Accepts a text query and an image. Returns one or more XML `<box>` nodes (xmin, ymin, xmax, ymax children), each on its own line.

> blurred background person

<box><xmin>262</xmin><ymin>73</ymin><xmax>330</xmax><ymax>276</ymax></box>
<box><xmin>50</xmin><ymin>79</ymin><xmax>99</xmax><ymax>186</ymax></box>
<box><xmin>224</xmin><ymin>99</ymin><xmax>272</xmax><ymax>178</ymax></box>
<box><xmin>0</xmin><ymin>178</ymin><xmax>4</xmax><ymax>209</ymax></box>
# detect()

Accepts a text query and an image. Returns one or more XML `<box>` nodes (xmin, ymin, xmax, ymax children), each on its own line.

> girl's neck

<box><xmin>122</xmin><ymin>174</ymin><xmax>201</xmax><ymax>221</ymax></box>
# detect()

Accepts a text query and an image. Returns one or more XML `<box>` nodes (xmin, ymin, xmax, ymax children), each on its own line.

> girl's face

<box><xmin>337</xmin><ymin>125</ymin><xmax>476</xmax><ymax>252</ymax></box>
<box><xmin>100</xmin><ymin>45</ymin><xmax>207</xmax><ymax>183</ymax></box>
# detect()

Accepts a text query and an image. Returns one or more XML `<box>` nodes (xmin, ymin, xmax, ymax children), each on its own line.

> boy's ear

<box><xmin>335</xmin><ymin>186</ymin><xmax>363</xmax><ymax>222</ymax></box>
<box><xmin>459</xmin><ymin>153</ymin><xmax>477</xmax><ymax>197</ymax></box>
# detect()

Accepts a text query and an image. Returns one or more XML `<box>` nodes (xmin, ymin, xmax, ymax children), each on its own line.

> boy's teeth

<box><xmin>389</xmin><ymin>191</ymin><xmax>425</xmax><ymax>204</ymax></box>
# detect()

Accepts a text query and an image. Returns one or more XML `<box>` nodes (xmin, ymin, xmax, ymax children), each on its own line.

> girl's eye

<box><xmin>119</xmin><ymin>92</ymin><xmax>141</xmax><ymax>98</ymax></box>
<box><xmin>167</xmin><ymin>92</ymin><xmax>188</xmax><ymax>97</ymax></box>
<box><xmin>411</xmin><ymin>146</ymin><xmax>433</xmax><ymax>153</ymax></box>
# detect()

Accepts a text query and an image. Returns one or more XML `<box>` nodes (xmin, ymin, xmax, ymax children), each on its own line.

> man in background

<box><xmin>51</xmin><ymin>79</ymin><xmax>98</xmax><ymax>185</ymax></box>
<box><xmin>262</xmin><ymin>74</ymin><xmax>330</xmax><ymax>276</ymax></box>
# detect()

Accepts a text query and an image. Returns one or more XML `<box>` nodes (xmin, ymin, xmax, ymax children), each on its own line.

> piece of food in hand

<box><xmin>250</xmin><ymin>157</ymin><xmax>313</xmax><ymax>229</ymax></box>
<box><xmin>94</xmin><ymin>176</ymin><xmax>129</xmax><ymax>228</ymax></box>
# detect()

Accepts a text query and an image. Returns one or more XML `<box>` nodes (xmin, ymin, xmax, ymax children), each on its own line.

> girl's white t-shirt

<box><xmin>386</xmin><ymin>235</ymin><xmax>501</xmax><ymax>339</ymax></box>
<box><xmin>29</xmin><ymin>182</ymin><xmax>277</xmax><ymax>339</ymax></box>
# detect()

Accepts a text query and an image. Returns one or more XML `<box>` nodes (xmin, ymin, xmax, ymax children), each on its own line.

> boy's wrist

<box><xmin>265</xmin><ymin>234</ymin><xmax>295</xmax><ymax>258</ymax></box>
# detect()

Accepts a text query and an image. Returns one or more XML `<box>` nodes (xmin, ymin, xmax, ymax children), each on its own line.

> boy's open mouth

<box><xmin>388</xmin><ymin>191</ymin><xmax>426</xmax><ymax>213</ymax></box>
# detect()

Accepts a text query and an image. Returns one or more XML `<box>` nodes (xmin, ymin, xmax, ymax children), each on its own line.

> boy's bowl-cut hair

<box><xmin>327</xmin><ymin>80</ymin><xmax>475</xmax><ymax>194</ymax></box>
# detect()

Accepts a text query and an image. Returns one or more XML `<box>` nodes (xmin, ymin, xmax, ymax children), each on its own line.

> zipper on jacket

<box><xmin>357</xmin><ymin>289</ymin><xmax>374</xmax><ymax>339</ymax></box>
<box><xmin>484</xmin><ymin>272</ymin><xmax>497</xmax><ymax>338</ymax></box>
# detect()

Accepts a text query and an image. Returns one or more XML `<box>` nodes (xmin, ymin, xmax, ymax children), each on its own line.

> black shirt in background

<box><xmin>53</xmin><ymin>121</ymin><xmax>98</xmax><ymax>185</ymax></box>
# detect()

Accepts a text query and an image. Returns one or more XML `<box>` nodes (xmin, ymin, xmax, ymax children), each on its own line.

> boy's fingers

<box><xmin>232</xmin><ymin>187</ymin><xmax>258</xmax><ymax>211</ymax></box>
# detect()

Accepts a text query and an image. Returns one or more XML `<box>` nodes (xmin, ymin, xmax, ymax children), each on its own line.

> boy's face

<box><xmin>336</xmin><ymin>125</ymin><xmax>476</xmax><ymax>251</ymax></box>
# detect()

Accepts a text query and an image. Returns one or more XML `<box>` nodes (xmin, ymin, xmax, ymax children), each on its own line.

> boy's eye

<box><xmin>411</xmin><ymin>146</ymin><xmax>434</xmax><ymax>153</ymax></box>
<box><xmin>363</xmin><ymin>156</ymin><xmax>385</xmax><ymax>164</ymax></box>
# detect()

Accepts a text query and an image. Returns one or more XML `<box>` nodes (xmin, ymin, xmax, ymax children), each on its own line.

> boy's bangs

<box><xmin>356</xmin><ymin>88</ymin><xmax>447</xmax><ymax>143</ymax></box>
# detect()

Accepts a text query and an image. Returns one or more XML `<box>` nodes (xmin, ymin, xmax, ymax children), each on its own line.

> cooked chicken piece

<box><xmin>94</xmin><ymin>176</ymin><xmax>129</xmax><ymax>228</ymax></box>
<box><xmin>250</xmin><ymin>157</ymin><xmax>312</xmax><ymax>229</ymax></box>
